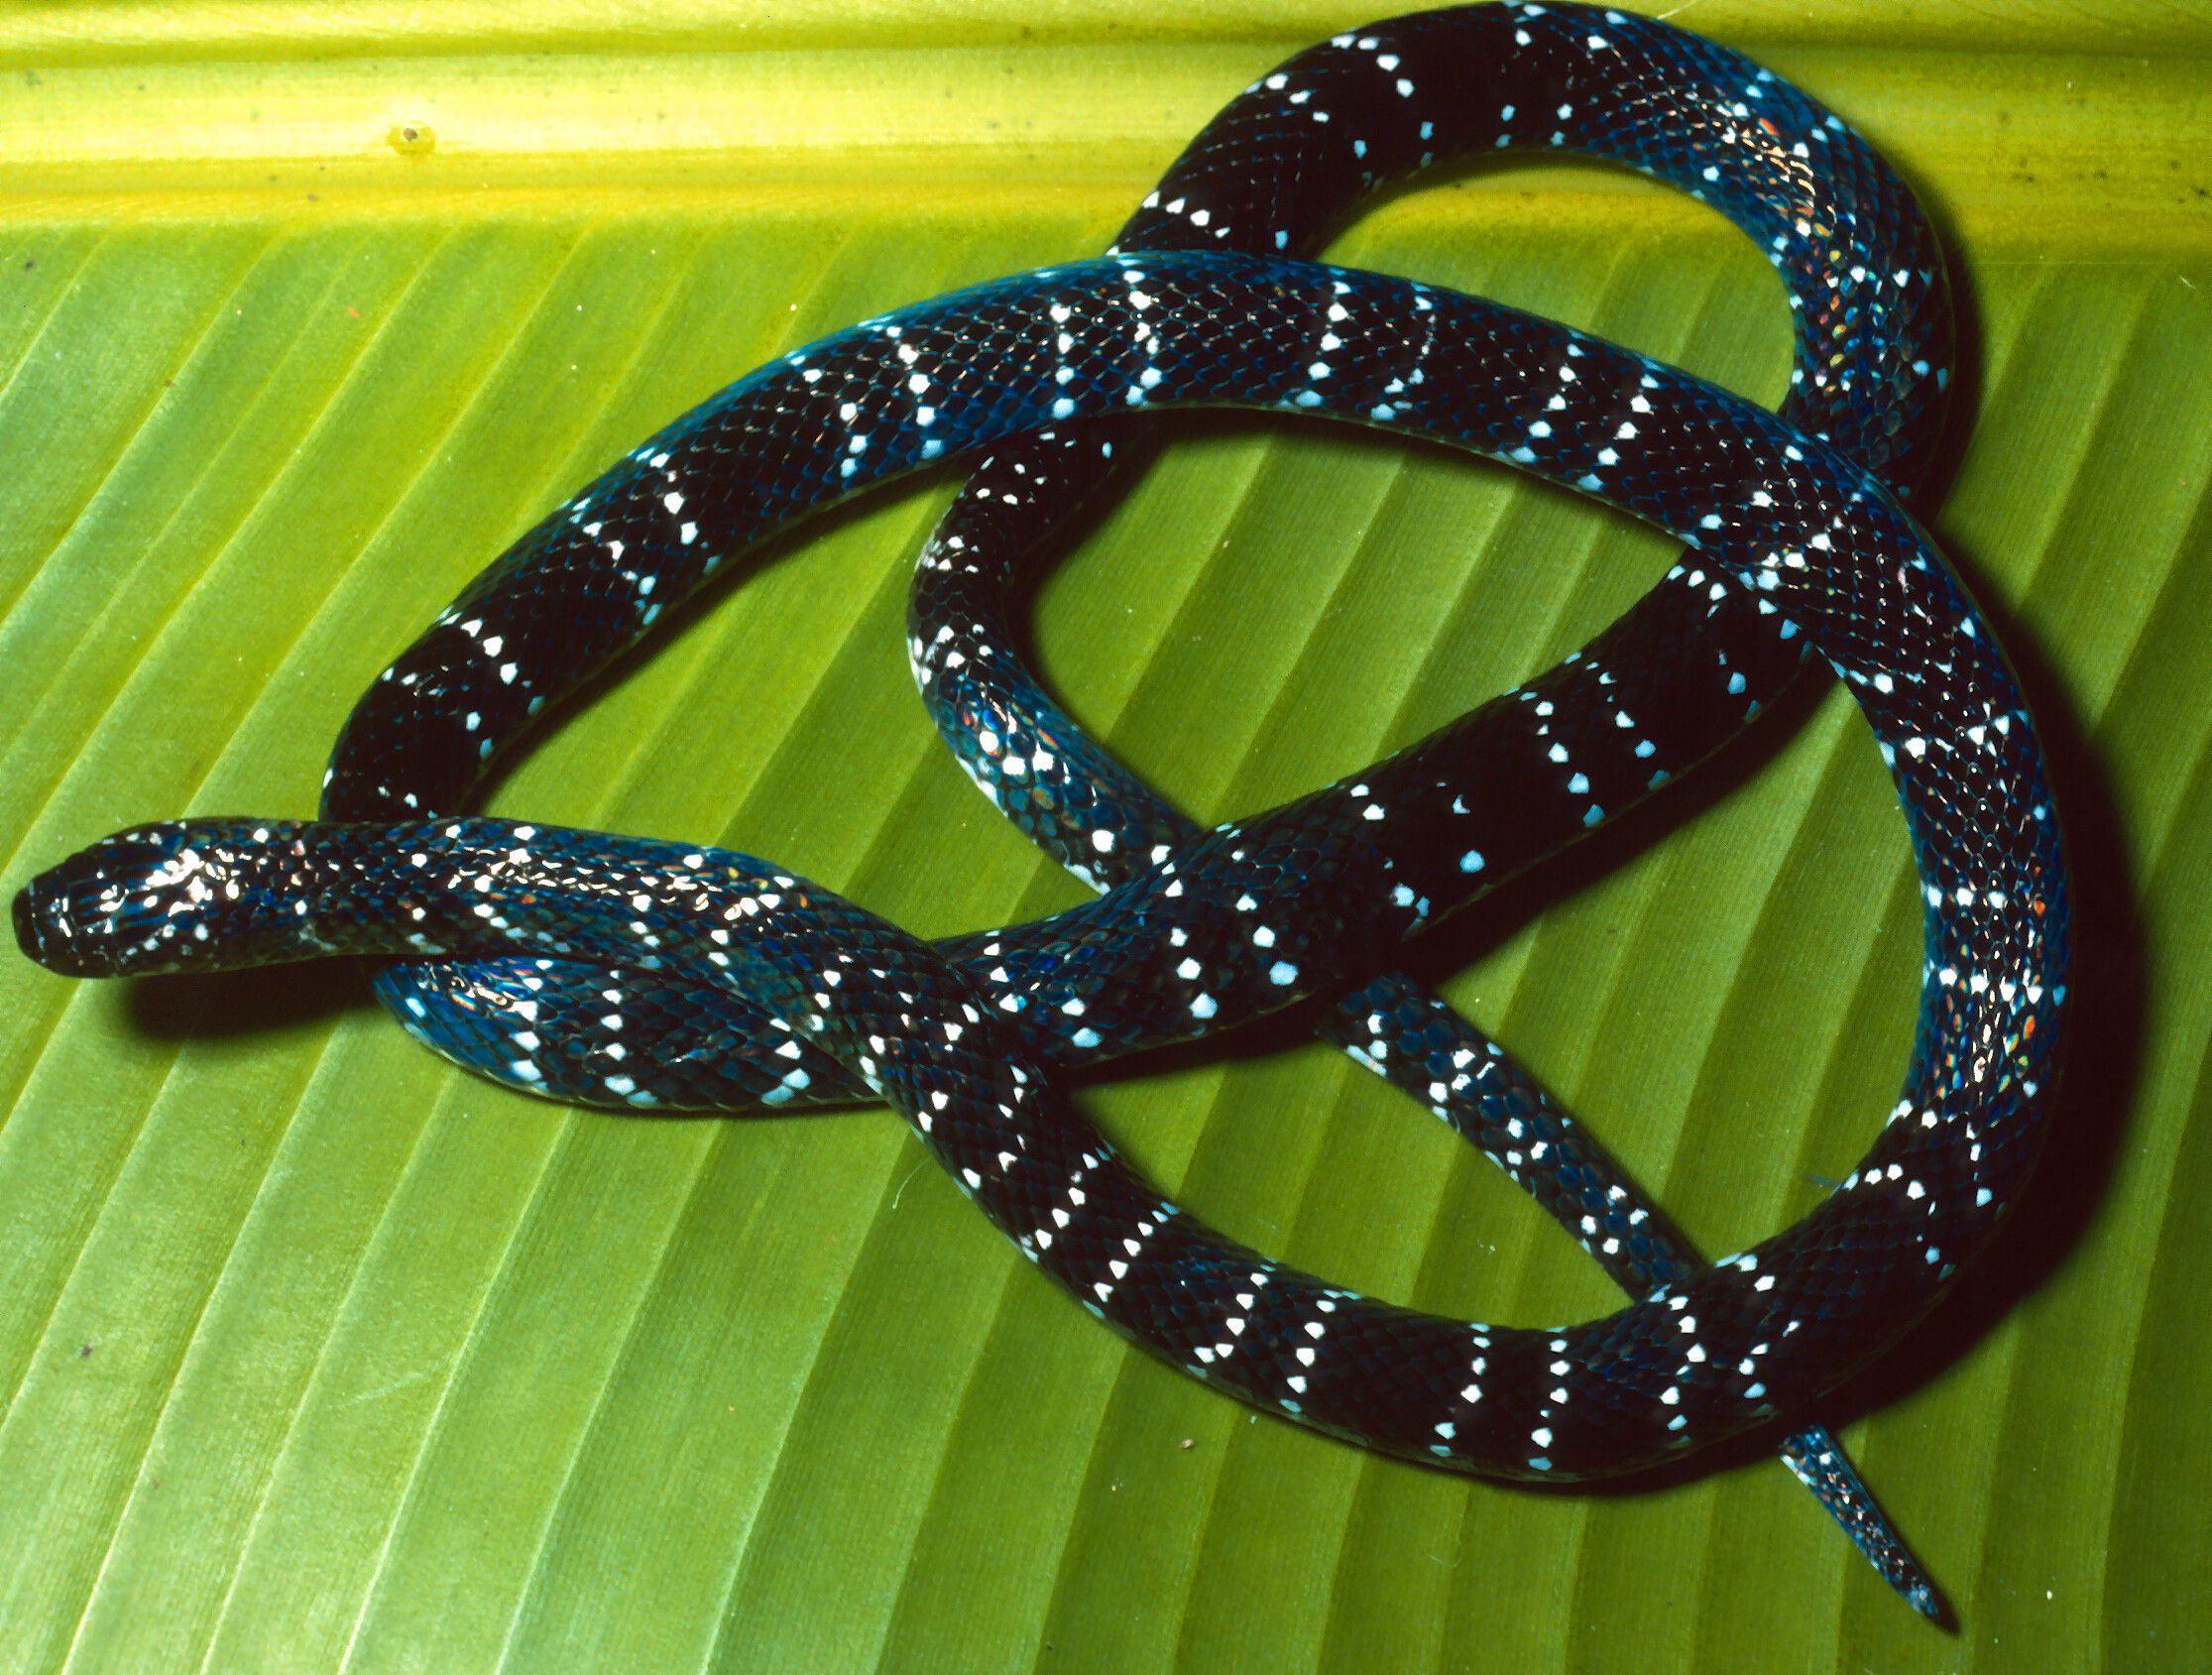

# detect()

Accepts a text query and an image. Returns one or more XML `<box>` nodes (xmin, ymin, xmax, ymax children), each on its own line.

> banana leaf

<box><xmin>2</xmin><ymin>3</ymin><xmax>2208</xmax><ymax>1670</ymax></box>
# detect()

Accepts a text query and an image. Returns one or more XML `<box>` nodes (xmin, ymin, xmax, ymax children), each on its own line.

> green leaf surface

<box><xmin>3</xmin><ymin>4</ymin><xmax>2209</xmax><ymax>1671</ymax></box>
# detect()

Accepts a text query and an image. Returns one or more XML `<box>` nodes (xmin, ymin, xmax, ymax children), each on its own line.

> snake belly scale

<box><xmin>12</xmin><ymin>1</ymin><xmax>2065</xmax><ymax>1621</ymax></box>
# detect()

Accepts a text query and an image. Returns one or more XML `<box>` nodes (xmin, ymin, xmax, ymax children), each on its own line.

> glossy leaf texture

<box><xmin>2</xmin><ymin>4</ymin><xmax>2209</xmax><ymax>1672</ymax></box>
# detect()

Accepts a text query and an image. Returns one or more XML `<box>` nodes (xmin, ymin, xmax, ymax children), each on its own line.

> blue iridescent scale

<box><xmin>12</xmin><ymin>2</ymin><xmax>2066</xmax><ymax>1625</ymax></box>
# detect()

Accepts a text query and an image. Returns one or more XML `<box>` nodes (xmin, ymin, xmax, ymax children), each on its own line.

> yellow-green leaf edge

<box><xmin>1</xmin><ymin>4</ymin><xmax>2208</xmax><ymax>1671</ymax></box>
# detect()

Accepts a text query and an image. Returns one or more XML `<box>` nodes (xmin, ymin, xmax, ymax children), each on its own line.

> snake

<box><xmin>12</xmin><ymin>2</ymin><xmax>2065</xmax><ymax>1621</ymax></box>
<box><xmin>375</xmin><ymin>0</ymin><xmax>1965</xmax><ymax>1607</ymax></box>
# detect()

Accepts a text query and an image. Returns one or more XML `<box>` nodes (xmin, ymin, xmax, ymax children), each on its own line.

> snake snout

<box><xmin>12</xmin><ymin>875</ymin><xmax>69</xmax><ymax>972</ymax></box>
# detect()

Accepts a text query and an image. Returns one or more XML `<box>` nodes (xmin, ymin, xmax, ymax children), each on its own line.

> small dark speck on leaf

<box><xmin>78</xmin><ymin>1343</ymin><xmax>94</xmax><ymax>1359</ymax></box>
<box><xmin>21</xmin><ymin>259</ymin><xmax>33</xmax><ymax>271</ymax></box>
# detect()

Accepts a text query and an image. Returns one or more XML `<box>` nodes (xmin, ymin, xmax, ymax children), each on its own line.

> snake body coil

<box><xmin>14</xmin><ymin>2</ymin><xmax>2065</xmax><ymax>1615</ymax></box>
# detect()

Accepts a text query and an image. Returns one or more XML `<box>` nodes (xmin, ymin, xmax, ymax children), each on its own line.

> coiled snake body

<box><xmin>14</xmin><ymin>3</ymin><xmax>2067</xmax><ymax>1619</ymax></box>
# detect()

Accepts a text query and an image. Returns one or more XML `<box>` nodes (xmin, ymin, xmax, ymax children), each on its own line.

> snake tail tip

<box><xmin>1906</xmin><ymin>1576</ymin><xmax>1954</xmax><ymax>1630</ymax></box>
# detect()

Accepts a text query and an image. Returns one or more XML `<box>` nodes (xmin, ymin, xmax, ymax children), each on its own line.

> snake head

<box><xmin>13</xmin><ymin>819</ymin><xmax>319</xmax><ymax>978</ymax></box>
